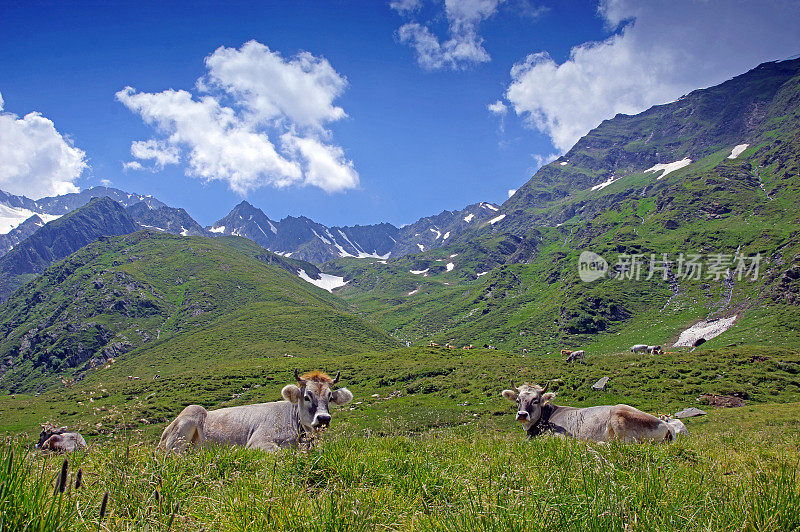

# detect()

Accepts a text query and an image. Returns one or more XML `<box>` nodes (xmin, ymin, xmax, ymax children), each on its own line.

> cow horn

<box><xmin>541</xmin><ymin>381</ymin><xmax>549</xmax><ymax>394</ymax></box>
<box><xmin>332</xmin><ymin>371</ymin><xmax>341</xmax><ymax>384</ymax></box>
<box><xmin>510</xmin><ymin>380</ymin><xmax>519</xmax><ymax>392</ymax></box>
<box><xmin>294</xmin><ymin>369</ymin><xmax>305</xmax><ymax>385</ymax></box>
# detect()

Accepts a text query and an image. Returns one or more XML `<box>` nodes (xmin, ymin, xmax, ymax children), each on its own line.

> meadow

<box><xmin>3</xmin><ymin>344</ymin><xmax>800</xmax><ymax>531</ymax></box>
<box><xmin>3</xmin><ymin>401</ymin><xmax>800</xmax><ymax>531</ymax></box>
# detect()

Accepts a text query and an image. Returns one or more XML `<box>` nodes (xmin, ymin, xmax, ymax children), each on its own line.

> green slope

<box><xmin>0</xmin><ymin>231</ymin><xmax>397</xmax><ymax>394</ymax></box>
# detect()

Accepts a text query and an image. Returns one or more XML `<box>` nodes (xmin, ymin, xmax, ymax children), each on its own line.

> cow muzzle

<box><xmin>516</xmin><ymin>411</ymin><xmax>529</xmax><ymax>422</ymax></box>
<box><xmin>312</xmin><ymin>414</ymin><xmax>332</xmax><ymax>432</ymax></box>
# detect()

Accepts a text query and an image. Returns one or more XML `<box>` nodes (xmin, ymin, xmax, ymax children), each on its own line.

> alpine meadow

<box><xmin>2</xmin><ymin>2</ymin><xmax>800</xmax><ymax>530</ymax></box>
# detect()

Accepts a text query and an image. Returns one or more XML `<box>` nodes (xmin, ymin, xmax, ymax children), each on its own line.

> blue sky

<box><xmin>1</xmin><ymin>1</ymin><xmax>799</xmax><ymax>227</ymax></box>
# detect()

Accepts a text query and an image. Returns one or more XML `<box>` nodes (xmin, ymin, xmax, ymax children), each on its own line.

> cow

<box><xmin>37</xmin><ymin>424</ymin><xmax>87</xmax><ymax>453</ymax></box>
<box><xmin>158</xmin><ymin>370</ymin><xmax>353</xmax><ymax>452</ymax></box>
<box><xmin>566</xmin><ymin>350</ymin><xmax>585</xmax><ymax>363</ymax></box>
<box><xmin>561</xmin><ymin>349</ymin><xmax>573</xmax><ymax>357</ymax></box>
<box><xmin>630</xmin><ymin>344</ymin><xmax>648</xmax><ymax>354</ymax></box>
<box><xmin>659</xmin><ymin>415</ymin><xmax>688</xmax><ymax>439</ymax></box>
<box><xmin>501</xmin><ymin>382</ymin><xmax>673</xmax><ymax>442</ymax></box>
<box><xmin>647</xmin><ymin>345</ymin><xmax>663</xmax><ymax>355</ymax></box>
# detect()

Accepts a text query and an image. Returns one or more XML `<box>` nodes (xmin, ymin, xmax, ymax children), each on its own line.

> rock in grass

<box><xmin>592</xmin><ymin>376</ymin><xmax>609</xmax><ymax>391</ymax></box>
<box><xmin>675</xmin><ymin>407</ymin><xmax>707</xmax><ymax>418</ymax></box>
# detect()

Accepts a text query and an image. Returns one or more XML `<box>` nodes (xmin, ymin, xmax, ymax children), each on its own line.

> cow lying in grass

<box><xmin>37</xmin><ymin>424</ymin><xmax>87</xmax><ymax>453</ymax></box>
<box><xmin>159</xmin><ymin>370</ymin><xmax>353</xmax><ymax>451</ymax></box>
<box><xmin>501</xmin><ymin>382</ymin><xmax>674</xmax><ymax>442</ymax></box>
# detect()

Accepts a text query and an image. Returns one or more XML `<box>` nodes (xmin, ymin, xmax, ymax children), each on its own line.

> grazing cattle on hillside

<box><xmin>566</xmin><ymin>350</ymin><xmax>585</xmax><ymax>363</ymax></box>
<box><xmin>37</xmin><ymin>424</ymin><xmax>87</xmax><ymax>453</ymax></box>
<box><xmin>428</xmin><ymin>341</ymin><xmax>440</xmax><ymax>347</ymax></box>
<box><xmin>501</xmin><ymin>382</ymin><xmax>672</xmax><ymax>442</ymax></box>
<box><xmin>561</xmin><ymin>349</ymin><xmax>573</xmax><ymax>357</ymax></box>
<box><xmin>647</xmin><ymin>345</ymin><xmax>663</xmax><ymax>355</ymax></box>
<box><xmin>630</xmin><ymin>344</ymin><xmax>648</xmax><ymax>354</ymax></box>
<box><xmin>159</xmin><ymin>370</ymin><xmax>353</xmax><ymax>451</ymax></box>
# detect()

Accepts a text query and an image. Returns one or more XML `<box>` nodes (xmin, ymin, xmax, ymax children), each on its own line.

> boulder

<box><xmin>592</xmin><ymin>376</ymin><xmax>609</xmax><ymax>391</ymax></box>
<box><xmin>674</xmin><ymin>407</ymin><xmax>707</xmax><ymax>419</ymax></box>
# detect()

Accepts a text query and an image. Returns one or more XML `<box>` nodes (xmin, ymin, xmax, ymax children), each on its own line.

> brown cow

<box><xmin>501</xmin><ymin>382</ymin><xmax>672</xmax><ymax>442</ymax></box>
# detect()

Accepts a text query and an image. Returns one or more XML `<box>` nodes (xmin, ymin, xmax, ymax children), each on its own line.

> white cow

<box><xmin>630</xmin><ymin>344</ymin><xmax>648</xmax><ymax>354</ymax></box>
<box><xmin>502</xmin><ymin>382</ymin><xmax>673</xmax><ymax>442</ymax></box>
<box><xmin>159</xmin><ymin>370</ymin><xmax>353</xmax><ymax>451</ymax></box>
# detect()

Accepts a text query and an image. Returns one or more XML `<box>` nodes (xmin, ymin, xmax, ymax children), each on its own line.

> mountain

<box><xmin>0</xmin><ymin>198</ymin><xmax>139</xmax><ymax>300</ymax></box>
<box><xmin>207</xmin><ymin>200</ymin><xmax>501</xmax><ymax>263</ymax></box>
<box><xmin>0</xmin><ymin>186</ymin><xmax>165</xmax><ymax>235</ymax></box>
<box><xmin>126</xmin><ymin>203</ymin><xmax>209</xmax><ymax>237</ymax></box>
<box><xmin>499</xmin><ymin>57</ymin><xmax>800</xmax><ymax>229</ymax></box>
<box><xmin>0</xmin><ymin>231</ymin><xmax>397</xmax><ymax>393</ymax></box>
<box><xmin>328</xmin><ymin>58</ymin><xmax>800</xmax><ymax>352</ymax></box>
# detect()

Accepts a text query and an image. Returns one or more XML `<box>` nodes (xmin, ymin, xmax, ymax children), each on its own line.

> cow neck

<box><xmin>293</xmin><ymin>387</ymin><xmax>315</xmax><ymax>450</ymax></box>
<box><xmin>526</xmin><ymin>403</ymin><xmax>556</xmax><ymax>439</ymax></box>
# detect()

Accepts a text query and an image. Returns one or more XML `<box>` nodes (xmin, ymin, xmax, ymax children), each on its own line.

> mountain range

<box><xmin>1</xmin><ymin>57</ymin><xmax>800</xmax><ymax>396</ymax></box>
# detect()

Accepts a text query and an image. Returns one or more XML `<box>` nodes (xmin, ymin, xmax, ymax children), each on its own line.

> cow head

<box><xmin>501</xmin><ymin>382</ymin><xmax>555</xmax><ymax>432</ymax></box>
<box><xmin>37</xmin><ymin>423</ymin><xmax>67</xmax><ymax>449</ymax></box>
<box><xmin>281</xmin><ymin>370</ymin><xmax>353</xmax><ymax>433</ymax></box>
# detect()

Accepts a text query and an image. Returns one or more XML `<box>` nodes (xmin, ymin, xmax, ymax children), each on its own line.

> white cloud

<box><xmin>117</xmin><ymin>41</ymin><xmax>358</xmax><ymax>195</ymax></box>
<box><xmin>532</xmin><ymin>152</ymin><xmax>558</xmax><ymax>171</ymax></box>
<box><xmin>507</xmin><ymin>188</ymin><xmax>516</xmax><ymax>197</ymax></box>
<box><xmin>389</xmin><ymin>0</ymin><xmax>423</xmax><ymax>14</ymax></box>
<box><xmin>100</xmin><ymin>179</ymin><xmax>112</xmax><ymax>187</ymax></box>
<box><xmin>123</xmin><ymin>161</ymin><xmax>144</xmax><ymax>172</ymax></box>
<box><xmin>130</xmin><ymin>139</ymin><xmax>180</xmax><ymax>169</ymax></box>
<box><xmin>394</xmin><ymin>0</ymin><xmax>505</xmax><ymax>70</ymax></box>
<box><xmin>501</xmin><ymin>0</ymin><xmax>800</xmax><ymax>152</ymax></box>
<box><xmin>281</xmin><ymin>134</ymin><xmax>359</xmax><ymax>192</ymax></box>
<box><xmin>0</xmin><ymin>91</ymin><xmax>87</xmax><ymax>199</ymax></box>
<box><xmin>487</xmin><ymin>100</ymin><xmax>508</xmax><ymax>116</ymax></box>
<box><xmin>202</xmin><ymin>41</ymin><xmax>347</xmax><ymax>131</ymax></box>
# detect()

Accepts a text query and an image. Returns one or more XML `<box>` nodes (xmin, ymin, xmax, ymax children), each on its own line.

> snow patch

<box><xmin>407</xmin><ymin>287</ymin><xmax>420</xmax><ymax>296</ymax></box>
<box><xmin>297</xmin><ymin>269</ymin><xmax>349</xmax><ymax>292</ymax></box>
<box><xmin>591</xmin><ymin>176</ymin><xmax>616</xmax><ymax>191</ymax></box>
<box><xmin>429</xmin><ymin>227</ymin><xmax>441</xmax><ymax>239</ymax></box>
<box><xmin>476</xmin><ymin>271</ymin><xmax>489</xmax><ymax>277</ymax></box>
<box><xmin>139</xmin><ymin>224</ymin><xmax>166</xmax><ymax>232</ymax></box>
<box><xmin>442</xmin><ymin>231</ymin><xmax>450</xmax><ymax>240</ymax></box>
<box><xmin>311</xmin><ymin>228</ymin><xmax>331</xmax><ymax>245</ymax></box>
<box><xmin>358</xmin><ymin>251</ymin><xmax>391</xmax><ymax>259</ymax></box>
<box><xmin>481</xmin><ymin>203</ymin><xmax>499</xmax><ymax>211</ymax></box>
<box><xmin>559</xmin><ymin>161</ymin><xmax>568</xmax><ymax>166</ymax></box>
<box><xmin>463</xmin><ymin>213</ymin><xmax>475</xmax><ymax>223</ymax></box>
<box><xmin>449</xmin><ymin>253</ymin><xmax>458</xmax><ymax>258</ymax></box>
<box><xmin>728</xmin><ymin>144</ymin><xmax>749</xmax><ymax>159</ymax></box>
<box><xmin>417</xmin><ymin>243</ymin><xmax>425</xmax><ymax>252</ymax></box>
<box><xmin>446</xmin><ymin>262</ymin><xmax>454</xmax><ymax>272</ymax></box>
<box><xmin>409</xmin><ymin>268</ymin><xmax>429</xmax><ymax>275</ymax></box>
<box><xmin>673</xmin><ymin>316</ymin><xmax>737</xmax><ymax>347</ymax></box>
<box><xmin>644</xmin><ymin>158</ymin><xmax>692</xmax><ymax>180</ymax></box>
<box><xmin>488</xmin><ymin>214</ymin><xmax>506</xmax><ymax>225</ymax></box>
<box><xmin>209</xmin><ymin>225</ymin><xmax>226</xmax><ymax>234</ymax></box>
<box><xmin>180</xmin><ymin>226</ymin><xmax>189</xmax><ymax>236</ymax></box>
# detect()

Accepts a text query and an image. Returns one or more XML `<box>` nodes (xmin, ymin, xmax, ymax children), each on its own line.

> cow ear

<box><xmin>331</xmin><ymin>387</ymin><xmax>353</xmax><ymax>405</ymax></box>
<box><xmin>541</xmin><ymin>392</ymin><xmax>556</xmax><ymax>404</ymax></box>
<box><xmin>282</xmin><ymin>384</ymin><xmax>302</xmax><ymax>403</ymax></box>
<box><xmin>501</xmin><ymin>389</ymin><xmax>517</xmax><ymax>402</ymax></box>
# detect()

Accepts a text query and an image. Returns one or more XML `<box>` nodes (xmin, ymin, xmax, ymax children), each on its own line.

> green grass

<box><xmin>3</xmin><ymin>401</ymin><xmax>800</xmax><ymax>531</ymax></box>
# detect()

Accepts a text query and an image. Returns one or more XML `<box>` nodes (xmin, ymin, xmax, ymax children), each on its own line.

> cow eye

<box><xmin>304</xmin><ymin>394</ymin><xmax>312</xmax><ymax>402</ymax></box>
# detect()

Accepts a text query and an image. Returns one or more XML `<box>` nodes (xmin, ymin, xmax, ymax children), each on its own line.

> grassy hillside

<box><xmin>0</xmin><ymin>231</ymin><xmax>397</xmax><ymax>394</ymax></box>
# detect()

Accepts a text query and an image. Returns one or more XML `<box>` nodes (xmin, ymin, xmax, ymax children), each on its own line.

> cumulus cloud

<box><xmin>507</xmin><ymin>188</ymin><xmax>516</xmax><ymax>197</ymax></box>
<box><xmin>500</xmin><ymin>0</ymin><xmax>800</xmax><ymax>152</ymax></box>
<box><xmin>100</xmin><ymin>179</ymin><xmax>112</xmax><ymax>187</ymax></box>
<box><xmin>394</xmin><ymin>0</ymin><xmax>506</xmax><ymax>70</ymax></box>
<box><xmin>130</xmin><ymin>139</ymin><xmax>180</xmax><ymax>170</ymax></box>
<box><xmin>123</xmin><ymin>161</ymin><xmax>144</xmax><ymax>172</ymax></box>
<box><xmin>0</xmin><ymin>90</ymin><xmax>87</xmax><ymax>198</ymax></box>
<box><xmin>117</xmin><ymin>40</ymin><xmax>358</xmax><ymax>195</ymax></box>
